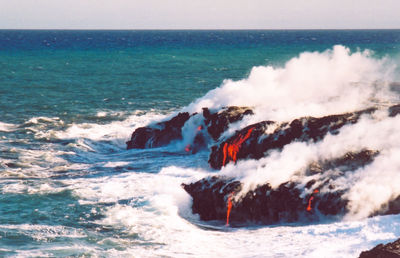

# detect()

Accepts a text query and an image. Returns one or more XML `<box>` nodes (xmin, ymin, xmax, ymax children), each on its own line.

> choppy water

<box><xmin>1</xmin><ymin>30</ymin><xmax>400</xmax><ymax>257</ymax></box>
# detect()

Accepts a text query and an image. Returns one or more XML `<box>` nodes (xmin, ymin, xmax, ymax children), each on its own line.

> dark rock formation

<box><xmin>208</xmin><ymin>121</ymin><xmax>273</xmax><ymax>169</ymax></box>
<box><xmin>183</xmin><ymin>176</ymin><xmax>306</xmax><ymax>224</ymax></box>
<box><xmin>126</xmin><ymin>106</ymin><xmax>253</xmax><ymax>150</ymax></box>
<box><xmin>126</xmin><ymin>112</ymin><xmax>191</xmax><ymax>149</ymax></box>
<box><xmin>209</xmin><ymin>108</ymin><xmax>376</xmax><ymax>169</ymax></box>
<box><xmin>389</xmin><ymin>104</ymin><xmax>400</xmax><ymax>117</ymax></box>
<box><xmin>183</xmin><ymin>150</ymin><xmax>391</xmax><ymax>224</ymax></box>
<box><xmin>126</xmin><ymin>104</ymin><xmax>400</xmax><ymax>225</ymax></box>
<box><xmin>359</xmin><ymin>238</ymin><xmax>400</xmax><ymax>258</ymax></box>
<box><xmin>126</xmin><ymin>104</ymin><xmax>399</xmax><ymax>155</ymax></box>
<box><xmin>203</xmin><ymin>106</ymin><xmax>254</xmax><ymax>140</ymax></box>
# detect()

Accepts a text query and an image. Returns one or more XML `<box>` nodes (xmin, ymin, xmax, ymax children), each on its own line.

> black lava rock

<box><xmin>209</xmin><ymin>108</ymin><xmax>376</xmax><ymax>169</ymax></box>
<box><xmin>126</xmin><ymin>112</ymin><xmax>191</xmax><ymax>149</ymax></box>
<box><xmin>203</xmin><ymin>106</ymin><xmax>254</xmax><ymax>140</ymax></box>
<box><xmin>126</xmin><ymin>106</ymin><xmax>253</xmax><ymax>150</ymax></box>
<box><xmin>360</xmin><ymin>238</ymin><xmax>400</xmax><ymax>258</ymax></box>
<box><xmin>183</xmin><ymin>150</ymin><xmax>391</xmax><ymax>225</ymax></box>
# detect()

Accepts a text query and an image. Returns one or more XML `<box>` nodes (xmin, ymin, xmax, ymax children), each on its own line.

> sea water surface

<box><xmin>1</xmin><ymin>30</ymin><xmax>400</xmax><ymax>257</ymax></box>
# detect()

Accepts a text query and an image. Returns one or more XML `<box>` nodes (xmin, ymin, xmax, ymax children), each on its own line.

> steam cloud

<box><xmin>184</xmin><ymin>45</ymin><xmax>400</xmax><ymax>219</ymax></box>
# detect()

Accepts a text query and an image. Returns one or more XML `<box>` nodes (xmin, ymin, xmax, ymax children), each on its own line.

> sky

<box><xmin>0</xmin><ymin>0</ymin><xmax>399</xmax><ymax>30</ymax></box>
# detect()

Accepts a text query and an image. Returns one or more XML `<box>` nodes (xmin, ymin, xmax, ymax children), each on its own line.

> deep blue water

<box><xmin>1</xmin><ymin>30</ymin><xmax>400</xmax><ymax>256</ymax></box>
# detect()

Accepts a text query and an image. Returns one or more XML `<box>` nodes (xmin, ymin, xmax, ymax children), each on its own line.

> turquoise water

<box><xmin>1</xmin><ymin>30</ymin><xmax>400</xmax><ymax>256</ymax></box>
<box><xmin>1</xmin><ymin>30</ymin><xmax>399</xmax><ymax>123</ymax></box>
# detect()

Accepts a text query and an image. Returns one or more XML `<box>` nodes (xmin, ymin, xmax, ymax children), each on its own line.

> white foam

<box><xmin>0</xmin><ymin>224</ymin><xmax>86</xmax><ymax>241</ymax></box>
<box><xmin>103</xmin><ymin>161</ymin><xmax>131</xmax><ymax>168</ymax></box>
<box><xmin>53</xmin><ymin>111</ymin><xmax>167</xmax><ymax>148</ymax></box>
<box><xmin>0</xmin><ymin>121</ymin><xmax>17</xmax><ymax>132</ymax></box>
<box><xmin>58</xmin><ymin>168</ymin><xmax>400</xmax><ymax>257</ymax></box>
<box><xmin>96</xmin><ymin>111</ymin><xmax>108</xmax><ymax>117</ymax></box>
<box><xmin>28</xmin><ymin>116</ymin><xmax>63</xmax><ymax>124</ymax></box>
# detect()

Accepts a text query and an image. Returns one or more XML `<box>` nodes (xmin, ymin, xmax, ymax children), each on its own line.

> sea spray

<box><xmin>177</xmin><ymin>46</ymin><xmax>400</xmax><ymax>222</ymax></box>
<box><xmin>185</xmin><ymin>45</ymin><xmax>397</xmax><ymax>123</ymax></box>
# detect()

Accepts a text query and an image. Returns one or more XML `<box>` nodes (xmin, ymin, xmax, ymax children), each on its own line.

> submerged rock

<box><xmin>359</xmin><ymin>238</ymin><xmax>400</xmax><ymax>258</ymax></box>
<box><xmin>182</xmin><ymin>150</ymin><xmax>397</xmax><ymax>224</ymax></box>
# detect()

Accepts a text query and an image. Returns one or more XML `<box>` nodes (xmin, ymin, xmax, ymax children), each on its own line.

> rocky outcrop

<box><xmin>208</xmin><ymin>108</ymin><xmax>376</xmax><ymax>169</ymax></box>
<box><xmin>182</xmin><ymin>150</ymin><xmax>390</xmax><ymax>224</ymax></box>
<box><xmin>126</xmin><ymin>112</ymin><xmax>191</xmax><ymax>149</ymax></box>
<box><xmin>359</xmin><ymin>238</ymin><xmax>400</xmax><ymax>258</ymax></box>
<box><xmin>126</xmin><ymin>103</ymin><xmax>400</xmax><ymax>225</ymax></box>
<box><xmin>389</xmin><ymin>104</ymin><xmax>400</xmax><ymax>117</ymax></box>
<box><xmin>126</xmin><ymin>106</ymin><xmax>253</xmax><ymax>150</ymax></box>
<box><xmin>203</xmin><ymin>106</ymin><xmax>254</xmax><ymax>140</ymax></box>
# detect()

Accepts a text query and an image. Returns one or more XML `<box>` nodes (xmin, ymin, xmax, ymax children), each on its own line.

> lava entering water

<box><xmin>184</xmin><ymin>126</ymin><xmax>203</xmax><ymax>152</ymax></box>
<box><xmin>306</xmin><ymin>189</ymin><xmax>319</xmax><ymax>212</ymax></box>
<box><xmin>222</xmin><ymin>127</ymin><xmax>254</xmax><ymax>166</ymax></box>
<box><xmin>185</xmin><ymin>144</ymin><xmax>191</xmax><ymax>152</ymax></box>
<box><xmin>226</xmin><ymin>192</ymin><xmax>234</xmax><ymax>226</ymax></box>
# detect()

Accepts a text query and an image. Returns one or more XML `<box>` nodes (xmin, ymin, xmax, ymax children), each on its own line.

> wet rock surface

<box><xmin>203</xmin><ymin>106</ymin><xmax>254</xmax><ymax>140</ymax></box>
<box><xmin>182</xmin><ymin>150</ymin><xmax>398</xmax><ymax>224</ymax></box>
<box><xmin>126</xmin><ymin>112</ymin><xmax>191</xmax><ymax>149</ymax></box>
<box><xmin>126</xmin><ymin>106</ymin><xmax>253</xmax><ymax>150</ymax></box>
<box><xmin>209</xmin><ymin>108</ymin><xmax>376</xmax><ymax>169</ymax></box>
<box><xmin>389</xmin><ymin>104</ymin><xmax>400</xmax><ymax>117</ymax></box>
<box><xmin>359</xmin><ymin>238</ymin><xmax>400</xmax><ymax>258</ymax></box>
<box><xmin>126</xmin><ymin>104</ymin><xmax>400</xmax><ymax>225</ymax></box>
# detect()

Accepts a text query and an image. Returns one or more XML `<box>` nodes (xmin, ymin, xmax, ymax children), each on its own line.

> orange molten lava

<box><xmin>222</xmin><ymin>143</ymin><xmax>228</xmax><ymax>166</ymax></box>
<box><xmin>226</xmin><ymin>192</ymin><xmax>234</xmax><ymax>226</ymax></box>
<box><xmin>185</xmin><ymin>144</ymin><xmax>191</xmax><ymax>152</ymax></box>
<box><xmin>222</xmin><ymin>127</ymin><xmax>254</xmax><ymax>166</ymax></box>
<box><xmin>197</xmin><ymin>125</ymin><xmax>203</xmax><ymax>131</ymax></box>
<box><xmin>306</xmin><ymin>189</ymin><xmax>319</xmax><ymax>212</ymax></box>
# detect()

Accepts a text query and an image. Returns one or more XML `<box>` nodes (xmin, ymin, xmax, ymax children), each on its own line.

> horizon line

<box><xmin>1</xmin><ymin>28</ymin><xmax>400</xmax><ymax>31</ymax></box>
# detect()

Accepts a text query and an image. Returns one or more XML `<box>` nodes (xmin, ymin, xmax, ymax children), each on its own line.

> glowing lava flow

<box><xmin>185</xmin><ymin>144</ymin><xmax>191</xmax><ymax>152</ymax></box>
<box><xmin>226</xmin><ymin>192</ymin><xmax>234</xmax><ymax>226</ymax></box>
<box><xmin>184</xmin><ymin>125</ymin><xmax>203</xmax><ymax>152</ymax></box>
<box><xmin>222</xmin><ymin>127</ymin><xmax>254</xmax><ymax>166</ymax></box>
<box><xmin>306</xmin><ymin>189</ymin><xmax>319</xmax><ymax>212</ymax></box>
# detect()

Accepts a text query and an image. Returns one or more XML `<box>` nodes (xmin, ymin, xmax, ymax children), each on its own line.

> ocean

<box><xmin>1</xmin><ymin>30</ymin><xmax>400</xmax><ymax>257</ymax></box>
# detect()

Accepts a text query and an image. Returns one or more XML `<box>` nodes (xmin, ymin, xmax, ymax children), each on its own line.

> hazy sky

<box><xmin>1</xmin><ymin>0</ymin><xmax>399</xmax><ymax>29</ymax></box>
